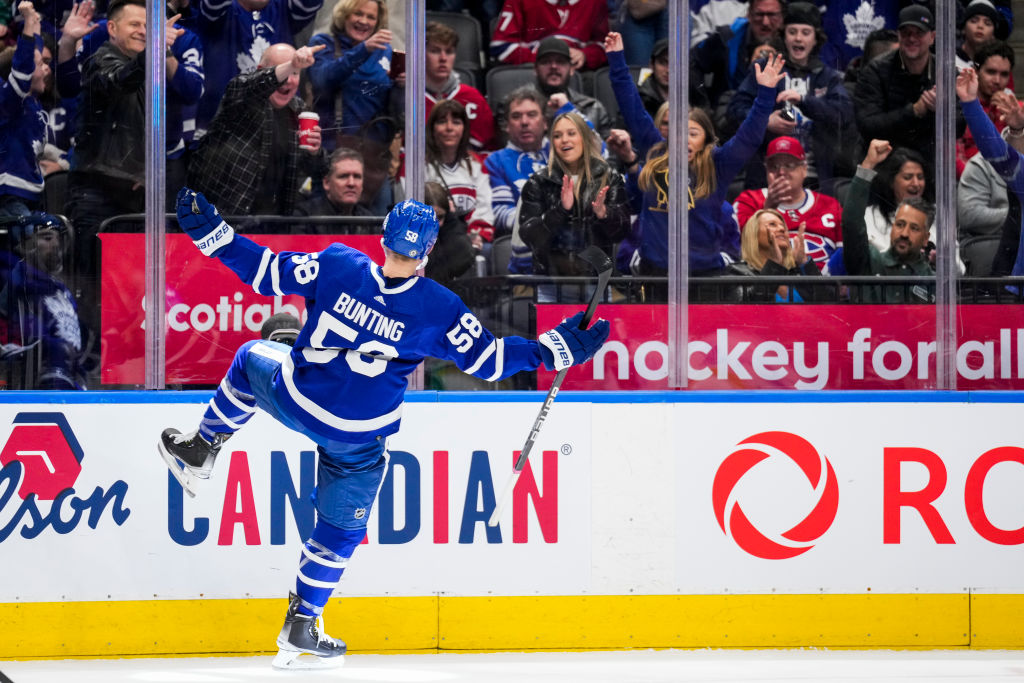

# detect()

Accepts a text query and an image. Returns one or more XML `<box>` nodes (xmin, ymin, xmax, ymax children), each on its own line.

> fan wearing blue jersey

<box><xmin>157</xmin><ymin>187</ymin><xmax>610</xmax><ymax>670</ymax></box>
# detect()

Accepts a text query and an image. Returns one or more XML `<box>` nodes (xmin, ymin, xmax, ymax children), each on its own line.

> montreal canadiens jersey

<box><xmin>733</xmin><ymin>188</ymin><xmax>843</xmax><ymax>267</ymax></box>
<box><xmin>216</xmin><ymin>235</ymin><xmax>544</xmax><ymax>443</ymax></box>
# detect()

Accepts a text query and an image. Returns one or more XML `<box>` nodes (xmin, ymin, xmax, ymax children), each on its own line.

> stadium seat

<box><xmin>960</xmin><ymin>234</ymin><xmax>1001</xmax><ymax>277</ymax></box>
<box><xmin>485</xmin><ymin>64</ymin><xmax>583</xmax><ymax>114</ymax></box>
<box><xmin>426</xmin><ymin>10</ymin><xmax>484</xmax><ymax>86</ymax></box>
<box><xmin>490</xmin><ymin>234</ymin><xmax>513</xmax><ymax>275</ymax></box>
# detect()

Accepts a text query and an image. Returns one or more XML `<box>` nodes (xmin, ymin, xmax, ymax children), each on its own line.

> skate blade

<box><xmin>272</xmin><ymin>649</ymin><xmax>344</xmax><ymax>670</ymax></box>
<box><xmin>157</xmin><ymin>443</ymin><xmax>198</xmax><ymax>498</ymax></box>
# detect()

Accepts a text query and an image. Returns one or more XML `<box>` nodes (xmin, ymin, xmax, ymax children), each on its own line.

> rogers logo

<box><xmin>712</xmin><ymin>431</ymin><xmax>839</xmax><ymax>560</ymax></box>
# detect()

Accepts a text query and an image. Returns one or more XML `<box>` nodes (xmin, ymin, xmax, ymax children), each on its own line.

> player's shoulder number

<box><xmin>446</xmin><ymin>312</ymin><xmax>483</xmax><ymax>353</ymax></box>
<box><xmin>291</xmin><ymin>253</ymin><xmax>320</xmax><ymax>284</ymax></box>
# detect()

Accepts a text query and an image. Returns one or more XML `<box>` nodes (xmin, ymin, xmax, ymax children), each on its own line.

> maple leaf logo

<box><xmin>843</xmin><ymin>1</ymin><xmax>887</xmax><ymax>50</ymax></box>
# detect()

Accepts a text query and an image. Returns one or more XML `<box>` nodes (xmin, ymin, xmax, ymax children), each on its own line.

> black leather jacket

<box><xmin>73</xmin><ymin>42</ymin><xmax>146</xmax><ymax>184</ymax></box>
<box><xmin>519</xmin><ymin>158</ymin><xmax>630</xmax><ymax>276</ymax></box>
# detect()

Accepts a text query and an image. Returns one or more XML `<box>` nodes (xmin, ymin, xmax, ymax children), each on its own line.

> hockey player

<box><xmin>158</xmin><ymin>188</ymin><xmax>610</xmax><ymax>669</ymax></box>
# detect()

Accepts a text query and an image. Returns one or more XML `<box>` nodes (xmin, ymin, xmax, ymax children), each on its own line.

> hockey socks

<box><xmin>295</xmin><ymin>521</ymin><xmax>365</xmax><ymax>617</ymax></box>
<box><xmin>199</xmin><ymin>364</ymin><xmax>257</xmax><ymax>443</ymax></box>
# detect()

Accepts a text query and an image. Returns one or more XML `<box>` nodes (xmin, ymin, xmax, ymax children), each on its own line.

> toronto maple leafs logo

<box><xmin>843</xmin><ymin>1</ymin><xmax>887</xmax><ymax>50</ymax></box>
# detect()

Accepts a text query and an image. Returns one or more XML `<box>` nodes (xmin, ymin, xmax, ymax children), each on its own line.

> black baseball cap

<box><xmin>898</xmin><ymin>5</ymin><xmax>934</xmax><ymax>31</ymax></box>
<box><xmin>536</xmin><ymin>36</ymin><xmax>571</xmax><ymax>61</ymax></box>
<box><xmin>651</xmin><ymin>38</ymin><xmax>668</xmax><ymax>61</ymax></box>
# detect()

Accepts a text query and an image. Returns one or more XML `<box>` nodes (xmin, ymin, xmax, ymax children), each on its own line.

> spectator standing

<box><xmin>518</xmin><ymin>110</ymin><xmax>629</xmax><ymax>293</ymax></box>
<box><xmin>294</xmin><ymin>147</ymin><xmax>376</xmax><ymax>232</ymax></box>
<box><xmin>424</xmin><ymin>21</ymin><xmax>495</xmax><ymax>152</ymax></box>
<box><xmin>490</xmin><ymin>0</ymin><xmax>609</xmax><ymax>70</ymax></box>
<box><xmin>726</xmin><ymin>2</ymin><xmax>854</xmax><ymax>193</ymax></box>
<box><xmin>424</xmin><ymin>100</ymin><xmax>496</xmax><ymax>254</ymax></box>
<box><xmin>485</xmin><ymin>86</ymin><xmax>548</xmax><ymax>271</ymax></box>
<box><xmin>854</xmin><ymin>5</ymin><xmax>964</xmax><ymax>165</ymax></box>
<box><xmin>604</xmin><ymin>32</ymin><xmax>784</xmax><ymax>281</ymax></box>
<box><xmin>616</xmin><ymin>0</ymin><xmax>666</xmax><ymax>67</ymax></box>
<box><xmin>307</xmin><ymin>0</ymin><xmax>395</xmax><ymax>213</ymax></box>
<box><xmin>733</xmin><ymin>136</ymin><xmax>843</xmax><ymax>268</ymax></box>
<box><xmin>187</xmin><ymin>42</ymin><xmax>325</xmax><ymax>220</ymax></box>
<box><xmin>67</xmin><ymin>0</ymin><xmax>185</xmax><ymax>275</ymax></box>
<box><xmin>195</xmin><ymin>0</ymin><xmax>324</xmax><ymax>137</ymax></box>
<box><xmin>0</xmin><ymin>1</ymin><xmax>49</xmax><ymax>218</ymax></box>
<box><xmin>842</xmin><ymin>139</ymin><xmax>935</xmax><ymax>303</ymax></box>
<box><xmin>860</xmin><ymin>146</ymin><xmax>931</xmax><ymax>254</ymax></box>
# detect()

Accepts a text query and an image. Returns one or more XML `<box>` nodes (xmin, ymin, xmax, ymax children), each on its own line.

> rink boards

<box><xmin>0</xmin><ymin>391</ymin><xmax>1023</xmax><ymax>657</ymax></box>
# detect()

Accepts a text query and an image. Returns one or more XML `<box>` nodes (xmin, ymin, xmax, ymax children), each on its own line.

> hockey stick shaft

<box><xmin>488</xmin><ymin>247</ymin><xmax>613</xmax><ymax>527</ymax></box>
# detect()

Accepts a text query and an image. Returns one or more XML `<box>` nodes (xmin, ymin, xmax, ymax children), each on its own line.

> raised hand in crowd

<box><xmin>547</xmin><ymin>92</ymin><xmax>570</xmax><ymax>117</ymax></box>
<box><xmin>58</xmin><ymin>0</ymin><xmax>97</xmax><ymax>62</ymax></box>
<box><xmin>861</xmin><ymin>139</ymin><xmax>893</xmax><ymax>170</ymax></box>
<box><xmin>605</xmin><ymin>128</ymin><xmax>636</xmax><ymax>166</ymax></box>
<box><xmin>603</xmin><ymin>31</ymin><xmax>624</xmax><ymax>54</ymax></box>
<box><xmin>753</xmin><ymin>51</ymin><xmax>786</xmax><ymax>89</ymax></box>
<box><xmin>18</xmin><ymin>0</ymin><xmax>40</xmax><ymax>36</ymax></box>
<box><xmin>166</xmin><ymin>13</ymin><xmax>185</xmax><ymax>50</ymax></box>
<box><xmin>277</xmin><ymin>43</ymin><xmax>325</xmax><ymax>81</ymax></box>
<box><xmin>792</xmin><ymin>221</ymin><xmax>808</xmax><ymax>266</ymax></box>
<box><xmin>991</xmin><ymin>90</ymin><xmax>1024</xmax><ymax>128</ymax></box>
<box><xmin>364</xmin><ymin>29</ymin><xmax>392</xmax><ymax>53</ymax></box>
<box><xmin>569</xmin><ymin>45</ymin><xmax>585</xmax><ymax>70</ymax></box>
<box><xmin>956</xmin><ymin>66</ymin><xmax>978</xmax><ymax>103</ymax></box>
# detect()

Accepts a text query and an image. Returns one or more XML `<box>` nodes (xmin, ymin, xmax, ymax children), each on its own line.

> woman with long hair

<box><xmin>603</xmin><ymin>31</ymin><xmax>784</xmax><ymax>285</ymax></box>
<box><xmin>424</xmin><ymin>100</ymin><xmax>496</xmax><ymax>253</ymax></box>
<box><xmin>518</xmin><ymin>111</ymin><xmax>630</xmax><ymax>286</ymax></box>
<box><xmin>865</xmin><ymin>146</ymin><xmax>933</xmax><ymax>252</ymax></box>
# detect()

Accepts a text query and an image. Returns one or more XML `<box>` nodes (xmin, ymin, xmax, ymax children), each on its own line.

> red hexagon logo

<box><xmin>711</xmin><ymin>431</ymin><xmax>839</xmax><ymax>560</ymax></box>
<box><xmin>0</xmin><ymin>413</ymin><xmax>84</xmax><ymax>501</ymax></box>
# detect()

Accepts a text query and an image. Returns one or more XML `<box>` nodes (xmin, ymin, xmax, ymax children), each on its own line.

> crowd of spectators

<box><xmin>0</xmin><ymin>0</ymin><xmax>1021</xmax><ymax>387</ymax></box>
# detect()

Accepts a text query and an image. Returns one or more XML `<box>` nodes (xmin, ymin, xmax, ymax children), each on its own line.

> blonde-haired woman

<box><xmin>308</xmin><ymin>0</ymin><xmax>393</xmax><ymax>149</ymax></box>
<box><xmin>603</xmin><ymin>31</ymin><xmax>784</xmax><ymax>290</ymax></box>
<box><xmin>739</xmin><ymin>209</ymin><xmax>822</xmax><ymax>302</ymax></box>
<box><xmin>519</xmin><ymin>111</ymin><xmax>629</xmax><ymax>298</ymax></box>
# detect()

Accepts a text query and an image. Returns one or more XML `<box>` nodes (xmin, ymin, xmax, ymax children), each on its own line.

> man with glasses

<box><xmin>691</xmin><ymin>0</ymin><xmax>785</xmax><ymax>111</ymax></box>
<box><xmin>734</xmin><ymin>136</ymin><xmax>843</xmax><ymax>269</ymax></box>
<box><xmin>854</xmin><ymin>5</ymin><xmax>964</xmax><ymax>164</ymax></box>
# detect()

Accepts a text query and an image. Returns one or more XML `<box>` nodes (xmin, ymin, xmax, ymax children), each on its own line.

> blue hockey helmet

<box><xmin>381</xmin><ymin>200</ymin><xmax>439</xmax><ymax>259</ymax></box>
<box><xmin>7</xmin><ymin>212</ymin><xmax>67</xmax><ymax>249</ymax></box>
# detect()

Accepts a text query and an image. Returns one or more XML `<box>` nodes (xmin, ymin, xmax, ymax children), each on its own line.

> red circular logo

<box><xmin>712</xmin><ymin>431</ymin><xmax>839</xmax><ymax>560</ymax></box>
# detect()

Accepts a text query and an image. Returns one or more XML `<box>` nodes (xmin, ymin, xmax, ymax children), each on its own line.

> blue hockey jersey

<box><xmin>213</xmin><ymin>234</ymin><xmax>545</xmax><ymax>443</ymax></box>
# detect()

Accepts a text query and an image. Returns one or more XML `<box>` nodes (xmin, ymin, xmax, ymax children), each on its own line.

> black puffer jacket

<box><xmin>518</xmin><ymin>158</ymin><xmax>630</xmax><ymax>276</ymax></box>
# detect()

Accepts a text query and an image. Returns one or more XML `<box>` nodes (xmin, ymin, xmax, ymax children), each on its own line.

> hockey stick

<box><xmin>487</xmin><ymin>245</ymin><xmax>614</xmax><ymax>527</ymax></box>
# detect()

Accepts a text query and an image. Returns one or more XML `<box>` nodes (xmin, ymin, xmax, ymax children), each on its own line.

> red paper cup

<box><xmin>298</xmin><ymin>112</ymin><xmax>319</xmax><ymax>149</ymax></box>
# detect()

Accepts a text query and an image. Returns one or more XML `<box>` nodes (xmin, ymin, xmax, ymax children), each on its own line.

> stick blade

<box><xmin>578</xmin><ymin>245</ymin><xmax>613</xmax><ymax>275</ymax></box>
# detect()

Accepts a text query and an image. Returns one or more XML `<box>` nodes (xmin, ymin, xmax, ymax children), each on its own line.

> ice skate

<box><xmin>272</xmin><ymin>592</ymin><xmax>346</xmax><ymax>670</ymax></box>
<box><xmin>157</xmin><ymin>428</ymin><xmax>229</xmax><ymax>498</ymax></box>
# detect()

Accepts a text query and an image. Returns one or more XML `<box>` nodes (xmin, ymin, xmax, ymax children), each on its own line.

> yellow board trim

<box><xmin>1</xmin><ymin>594</ymin><xmax>1020</xmax><ymax>659</ymax></box>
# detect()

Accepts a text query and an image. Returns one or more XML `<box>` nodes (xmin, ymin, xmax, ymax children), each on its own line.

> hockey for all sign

<box><xmin>537</xmin><ymin>304</ymin><xmax>1024</xmax><ymax>391</ymax></box>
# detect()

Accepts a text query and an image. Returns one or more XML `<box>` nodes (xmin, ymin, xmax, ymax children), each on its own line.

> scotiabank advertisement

<box><xmin>100</xmin><ymin>234</ymin><xmax>384</xmax><ymax>385</ymax></box>
<box><xmin>100</xmin><ymin>235</ymin><xmax>1024</xmax><ymax>388</ymax></box>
